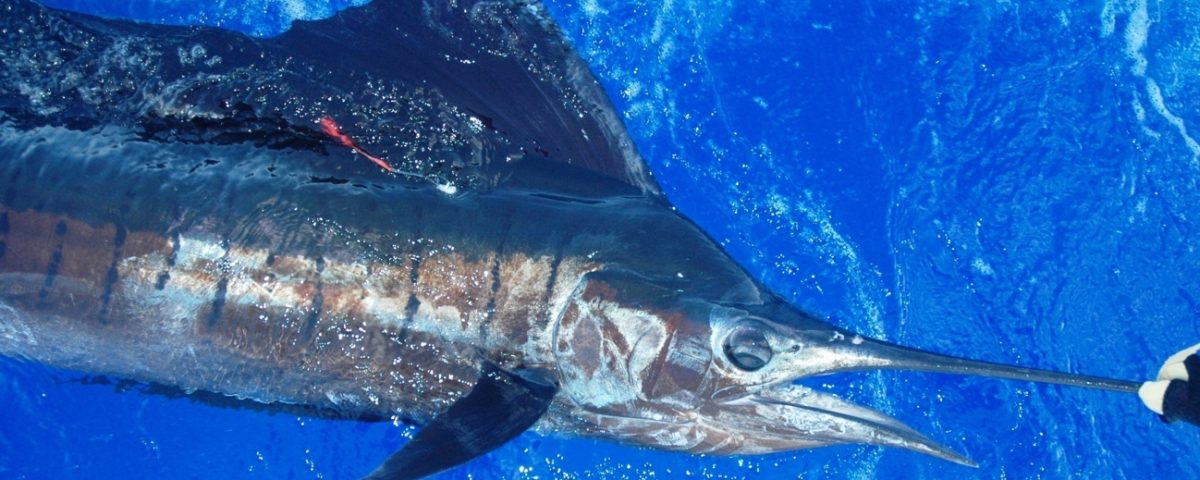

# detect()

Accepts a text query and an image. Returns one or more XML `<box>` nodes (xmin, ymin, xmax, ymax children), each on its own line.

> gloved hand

<box><xmin>1139</xmin><ymin>343</ymin><xmax>1200</xmax><ymax>425</ymax></box>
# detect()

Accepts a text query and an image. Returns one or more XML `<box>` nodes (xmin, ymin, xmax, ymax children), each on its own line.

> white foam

<box><xmin>1145</xmin><ymin>78</ymin><xmax>1200</xmax><ymax>159</ymax></box>
<box><xmin>1122</xmin><ymin>0</ymin><xmax>1149</xmax><ymax>76</ymax></box>
<box><xmin>580</xmin><ymin>0</ymin><xmax>607</xmax><ymax>18</ymax></box>
<box><xmin>1106</xmin><ymin>0</ymin><xmax>1200</xmax><ymax>162</ymax></box>
<box><xmin>971</xmin><ymin>257</ymin><xmax>994</xmax><ymax>276</ymax></box>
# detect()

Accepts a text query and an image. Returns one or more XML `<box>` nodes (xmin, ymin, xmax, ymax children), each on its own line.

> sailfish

<box><xmin>0</xmin><ymin>0</ymin><xmax>1192</xmax><ymax>478</ymax></box>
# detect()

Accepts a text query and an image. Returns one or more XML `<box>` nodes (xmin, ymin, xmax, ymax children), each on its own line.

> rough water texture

<box><xmin>1</xmin><ymin>0</ymin><xmax>1198</xmax><ymax>479</ymax></box>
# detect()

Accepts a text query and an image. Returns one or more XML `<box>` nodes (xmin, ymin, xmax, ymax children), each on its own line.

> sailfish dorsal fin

<box><xmin>270</xmin><ymin>0</ymin><xmax>660</xmax><ymax>196</ymax></box>
<box><xmin>8</xmin><ymin>0</ymin><xmax>659</xmax><ymax>198</ymax></box>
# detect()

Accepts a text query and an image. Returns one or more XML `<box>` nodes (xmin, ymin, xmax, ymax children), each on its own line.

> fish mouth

<box><xmin>705</xmin><ymin>301</ymin><xmax>1142</xmax><ymax>466</ymax></box>
<box><xmin>700</xmin><ymin>299</ymin><xmax>1145</xmax><ymax>465</ymax></box>
<box><xmin>717</xmin><ymin>383</ymin><xmax>977</xmax><ymax>467</ymax></box>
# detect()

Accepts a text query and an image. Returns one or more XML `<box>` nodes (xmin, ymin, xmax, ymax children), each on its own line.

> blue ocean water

<box><xmin>3</xmin><ymin>0</ymin><xmax>1198</xmax><ymax>478</ymax></box>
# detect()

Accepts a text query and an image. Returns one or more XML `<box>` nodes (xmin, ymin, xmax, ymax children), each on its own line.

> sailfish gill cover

<box><xmin>1</xmin><ymin>0</ymin><xmax>1199</xmax><ymax>479</ymax></box>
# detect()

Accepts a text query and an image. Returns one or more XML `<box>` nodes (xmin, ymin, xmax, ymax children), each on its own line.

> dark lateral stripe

<box><xmin>154</xmin><ymin>271</ymin><xmax>171</xmax><ymax>290</ymax></box>
<box><xmin>301</xmin><ymin>256</ymin><xmax>325</xmax><ymax>342</ymax></box>
<box><xmin>479</xmin><ymin>211</ymin><xmax>513</xmax><ymax>341</ymax></box>
<box><xmin>408</xmin><ymin>254</ymin><xmax>421</xmax><ymax>286</ymax></box>
<box><xmin>206</xmin><ymin>278</ymin><xmax>228</xmax><ymax>328</ymax></box>
<box><xmin>482</xmin><ymin>255</ymin><xmax>502</xmax><ymax>321</ymax></box>
<box><xmin>395</xmin><ymin>202</ymin><xmax>423</xmax><ymax>344</ymax></box>
<box><xmin>155</xmin><ymin>233</ymin><xmax>180</xmax><ymax>290</ymax></box>
<box><xmin>113</xmin><ymin>224</ymin><xmax>128</xmax><ymax>247</ymax></box>
<box><xmin>37</xmin><ymin>220</ymin><xmax>68</xmax><ymax>302</ymax></box>
<box><xmin>539</xmin><ymin>246</ymin><xmax>564</xmax><ymax>327</ymax></box>
<box><xmin>398</xmin><ymin>294</ymin><xmax>420</xmax><ymax>342</ymax></box>
<box><xmin>394</xmin><ymin>253</ymin><xmax>423</xmax><ymax>343</ymax></box>
<box><xmin>97</xmin><ymin>224</ymin><xmax>127</xmax><ymax>323</ymax></box>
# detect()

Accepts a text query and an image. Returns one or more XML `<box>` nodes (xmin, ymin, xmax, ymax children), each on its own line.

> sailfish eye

<box><xmin>722</xmin><ymin>321</ymin><xmax>773</xmax><ymax>371</ymax></box>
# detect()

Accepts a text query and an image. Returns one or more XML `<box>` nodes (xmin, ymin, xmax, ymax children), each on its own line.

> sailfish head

<box><xmin>549</xmin><ymin>268</ymin><xmax>1135</xmax><ymax>466</ymax></box>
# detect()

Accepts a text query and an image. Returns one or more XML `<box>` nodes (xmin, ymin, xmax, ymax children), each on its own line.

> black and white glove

<box><xmin>1139</xmin><ymin>343</ymin><xmax>1200</xmax><ymax>426</ymax></box>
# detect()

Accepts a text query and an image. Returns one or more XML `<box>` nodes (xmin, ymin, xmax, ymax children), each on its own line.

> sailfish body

<box><xmin>0</xmin><ymin>0</ymin><xmax>1144</xmax><ymax>477</ymax></box>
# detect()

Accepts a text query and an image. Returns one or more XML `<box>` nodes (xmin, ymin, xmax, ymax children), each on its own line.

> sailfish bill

<box><xmin>0</xmin><ymin>0</ymin><xmax>1150</xmax><ymax>478</ymax></box>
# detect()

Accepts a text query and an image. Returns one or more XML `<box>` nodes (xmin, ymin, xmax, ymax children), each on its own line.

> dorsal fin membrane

<box><xmin>274</xmin><ymin>0</ymin><xmax>660</xmax><ymax>196</ymax></box>
<box><xmin>10</xmin><ymin>0</ymin><xmax>658</xmax><ymax>197</ymax></box>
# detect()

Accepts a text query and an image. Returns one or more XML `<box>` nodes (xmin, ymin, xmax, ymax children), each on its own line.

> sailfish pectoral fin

<box><xmin>363</xmin><ymin>362</ymin><xmax>558</xmax><ymax>480</ymax></box>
